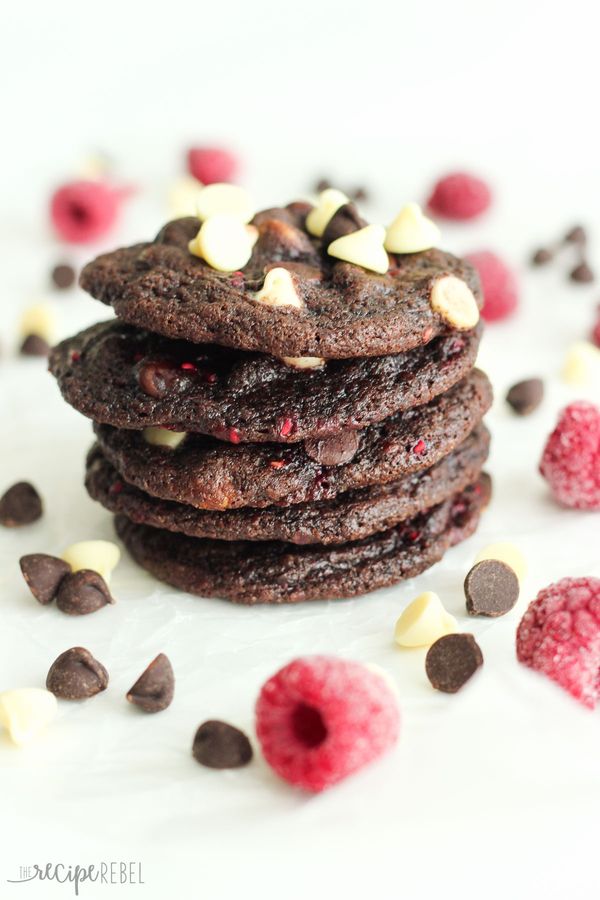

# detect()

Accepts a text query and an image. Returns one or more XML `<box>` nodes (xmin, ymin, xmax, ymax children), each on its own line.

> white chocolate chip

<box><xmin>430</xmin><ymin>275</ymin><xmax>480</xmax><ymax>330</ymax></box>
<box><xmin>327</xmin><ymin>224</ymin><xmax>389</xmax><ymax>274</ymax></box>
<box><xmin>475</xmin><ymin>542</ymin><xmax>527</xmax><ymax>583</ymax></box>
<box><xmin>188</xmin><ymin>214</ymin><xmax>255</xmax><ymax>272</ymax></box>
<box><xmin>143</xmin><ymin>426</ymin><xmax>188</xmax><ymax>449</ymax></box>
<box><xmin>0</xmin><ymin>688</ymin><xmax>57</xmax><ymax>746</ymax></box>
<box><xmin>61</xmin><ymin>540</ymin><xmax>121</xmax><ymax>583</ymax></box>
<box><xmin>254</xmin><ymin>268</ymin><xmax>304</xmax><ymax>309</ymax></box>
<box><xmin>562</xmin><ymin>341</ymin><xmax>600</xmax><ymax>386</ymax></box>
<box><xmin>305</xmin><ymin>188</ymin><xmax>349</xmax><ymax>237</ymax></box>
<box><xmin>385</xmin><ymin>202</ymin><xmax>441</xmax><ymax>254</ymax></box>
<box><xmin>394</xmin><ymin>591</ymin><xmax>457</xmax><ymax>648</ymax></box>
<box><xmin>196</xmin><ymin>183</ymin><xmax>254</xmax><ymax>224</ymax></box>
<box><xmin>19</xmin><ymin>303</ymin><xmax>56</xmax><ymax>341</ymax></box>
<box><xmin>167</xmin><ymin>176</ymin><xmax>204</xmax><ymax>218</ymax></box>
<box><xmin>280</xmin><ymin>356</ymin><xmax>325</xmax><ymax>369</ymax></box>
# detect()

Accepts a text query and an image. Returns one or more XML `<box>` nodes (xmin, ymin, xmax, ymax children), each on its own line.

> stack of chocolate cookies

<box><xmin>50</xmin><ymin>187</ymin><xmax>492</xmax><ymax>604</ymax></box>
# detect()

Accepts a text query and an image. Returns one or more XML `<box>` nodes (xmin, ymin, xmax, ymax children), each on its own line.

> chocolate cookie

<box><xmin>94</xmin><ymin>369</ymin><xmax>493</xmax><ymax>510</ymax></box>
<box><xmin>86</xmin><ymin>426</ymin><xmax>489</xmax><ymax>544</ymax></box>
<box><xmin>80</xmin><ymin>213</ymin><xmax>482</xmax><ymax>359</ymax></box>
<box><xmin>49</xmin><ymin>319</ymin><xmax>482</xmax><ymax>442</ymax></box>
<box><xmin>115</xmin><ymin>477</ymin><xmax>491</xmax><ymax>604</ymax></box>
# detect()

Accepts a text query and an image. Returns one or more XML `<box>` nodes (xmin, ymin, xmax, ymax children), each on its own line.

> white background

<box><xmin>2</xmin><ymin>1</ymin><xmax>600</xmax><ymax>898</ymax></box>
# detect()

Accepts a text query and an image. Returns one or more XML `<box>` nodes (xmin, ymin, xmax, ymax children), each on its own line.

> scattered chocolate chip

<box><xmin>464</xmin><ymin>559</ymin><xmax>519</xmax><ymax>617</ymax></box>
<box><xmin>570</xmin><ymin>261</ymin><xmax>595</xmax><ymax>283</ymax></box>
<box><xmin>137</xmin><ymin>360</ymin><xmax>182</xmax><ymax>399</ymax></box>
<box><xmin>351</xmin><ymin>186</ymin><xmax>369</xmax><ymax>202</ymax></box>
<box><xmin>192</xmin><ymin>720</ymin><xmax>253</xmax><ymax>769</ymax></box>
<box><xmin>506</xmin><ymin>378</ymin><xmax>544</xmax><ymax>415</ymax></box>
<box><xmin>425</xmin><ymin>633</ymin><xmax>483</xmax><ymax>693</ymax></box>
<box><xmin>126</xmin><ymin>653</ymin><xmax>174</xmax><ymax>713</ymax></box>
<box><xmin>51</xmin><ymin>263</ymin><xmax>76</xmax><ymax>289</ymax></box>
<box><xmin>564</xmin><ymin>225</ymin><xmax>587</xmax><ymax>244</ymax></box>
<box><xmin>55</xmin><ymin>569</ymin><xmax>115</xmax><ymax>615</ymax></box>
<box><xmin>20</xmin><ymin>334</ymin><xmax>50</xmax><ymax>357</ymax></box>
<box><xmin>304</xmin><ymin>431</ymin><xmax>361</xmax><ymax>466</ymax></box>
<box><xmin>19</xmin><ymin>553</ymin><xmax>71</xmax><ymax>604</ymax></box>
<box><xmin>315</xmin><ymin>178</ymin><xmax>332</xmax><ymax>193</ymax></box>
<box><xmin>46</xmin><ymin>647</ymin><xmax>109</xmax><ymax>700</ymax></box>
<box><xmin>531</xmin><ymin>247</ymin><xmax>553</xmax><ymax>265</ymax></box>
<box><xmin>322</xmin><ymin>203</ymin><xmax>367</xmax><ymax>246</ymax></box>
<box><xmin>0</xmin><ymin>481</ymin><xmax>43</xmax><ymax>527</ymax></box>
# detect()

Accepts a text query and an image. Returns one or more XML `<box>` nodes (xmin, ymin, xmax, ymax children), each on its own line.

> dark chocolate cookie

<box><xmin>49</xmin><ymin>319</ymin><xmax>482</xmax><ymax>442</ymax></box>
<box><xmin>86</xmin><ymin>426</ymin><xmax>489</xmax><ymax>544</ymax></box>
<box><xmin>94</xmin><ymin>369</ymin><xmax>492</xmax><ymax>510</ymax></box>
<box><xmin>79</xmin><ymin>213</ymin><xmax>482</xmax><ymax>359</ymax></box>
<box><xmin>115</xmin><ymin>477</ymin><xmax>491</xmax><ymax>604</ymax></box>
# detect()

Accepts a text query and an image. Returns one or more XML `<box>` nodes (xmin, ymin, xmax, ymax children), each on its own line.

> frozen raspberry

<box><xmin>50</xmin><ymin>180</ymin><xmax>124</xmax><ymax>243</ymax></box>
<box><xmin>255</xmin><ymin>656</ymin><xmax>399</xmax><ymax>793</ymax></box>
<box><xmin>516</xmin><ymin>577</ymin><xmax>600</xmax><ymax>708</ymax></box>
<box><xmin>427</xmin><ymin>172</ymin><xmax>491</xmax><ymax>220</ymax></box>
<box><xmin>465</xmin><ymin>250</ymin><xmax>519</xmax><ymax>322</ymax></box>
<box><xmin>539</xmin><ymin>401</ymin><xmax>600</xmax><ymax>510</ymax></box>
<box><xmin>186</xmin><ymin>147</ymin><xmax>238</xmax><ymax>185</ymax></box>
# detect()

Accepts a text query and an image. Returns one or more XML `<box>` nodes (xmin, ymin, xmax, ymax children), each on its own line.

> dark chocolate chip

<box><xmin>315</xmin><ymin>178</ymin><xmax>332</xmax><ymax>193</ymax></box>
<box><xmin>137</xmin><ymin>360</ymin><xmax>183</xmax><ymax>399</ymax></box>
<box><xmin>257</xmin><ymin>218</ymin><xmax>315</xmax><ymax>259</ymax></box>
<box><xmin>55</xmin><ymin>569</ymin><xmax>115</xmax><ymax>615</ymax></box>
<box><xmin>464</xmin><ymin>559</ymin><xmax>519</xmax><ymax>617</ymax></box>
<box><xmin>20</xmin><ymin>334</ymin><xmax>50</xmax><ymax>357</ymax></box>
<box><xmin>351</xmin><ymin>186</ymin><xmax>369</xmax><ymax>202</ymax></box>
<box><xmin>304</xmin><ymin>430</ymin><xmax>361</xmax><ymax>466</ymax></box>
<box><xmin>322</xmin><ymin>203</ymin><xmax>367</xmax><ymax>247</ymax></box>
<box><xmin>51</xmin><ymin>263</ymin><xmax>76</xmax><ymax>289</ymax></box>
<box><xmin>570</xmin><ymin>261</ymin><xmax>595</xmax><ymax>283</ymax></box>
<box><xmin>564</xmin><ymin>225</ymin><xmax>587</xmax><ymax>244</ymax></box>
<box><xmin>192</xmin><ymin>720</ymin><xmax>253</xmax><ymax>769</ymax></box>
<box><xmin>46</xmin><ymin>647</ymin><xmax>109</xmax><ymax>700</ymax></box>
<box><xmin>126</xmin><ymin>653</ymin><xmax>174</xmax><ymax>713</ymax></box>
<box><xmin>531</xmin><ymin>247</ymin><xmax>553</xmax><ymax>266</ymax></box>
<box><xmin>19</xmin><ymin>553</ymin><xmax>71</xmax><ymax>604</ymax></box>
<box><xmin>506</xmin><ymin>378</ymin><xmax>544</xmax><ymax>415</ymax></box>
<box><xmin>0</xmin><ymin>481</ymin><xmax>43</xmax><ymax>527</ymax></box>
<box><xmin>425</xmin><ymin>633</ymin><xmax>483</xmax><ymax>693</ymax></box>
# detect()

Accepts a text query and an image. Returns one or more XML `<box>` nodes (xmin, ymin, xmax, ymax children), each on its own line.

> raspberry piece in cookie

<box><xmin>539</xmin><ymin>401</ymin><xmax>600</xmax><ymax>510</ymax></box>
<box><xmin>465</xmin><ymin>251</ymin><xmax>518</xmax><ymax>322</ymax></box>
<box><xmin>255</xmin><ymin>656</ymin><xmax>399</xmax><ymax>792</ymax></box>
<box><xmin>427</xmin><ymin>172</ymin><xmax>492</xmax><ymax>220</ymax></box>
<box><xmin>516</xmin><ymin>577</ymin><xmax>600</xmax><ymax>708</ymax></box>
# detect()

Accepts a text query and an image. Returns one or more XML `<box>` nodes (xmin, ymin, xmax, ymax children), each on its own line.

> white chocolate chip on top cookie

<box><xmin>385</xmin><ymin>202</ymin><xmax>441</xmax><ymax>254</ymax></box>
<box><xmin>188</xmin><ymin>214</ymin><xmax>255</xmax><ymax>272</ymax></box>
<box><xmin>430</xmin><ymin>275</ymin><xmax>480</xmax><ymax>330</ymax></box>
<box><xmin>327</xmin><ymin>224</ymin><xmax>389</xmax><ymax>274</ymax></box>
<box><xmin>305</xmin><ymin>188</ymin><xmax>349</xmax><ymax>237</ymax></box>
<box><xmin>254</xmin><ymin>268</ymin><xmax>304</xmax><ymax>309</ymax></box>
<box><xmin>196</xmin><ymin>183</ymin><xmax>254</xmax><ymax>224</ymax></box>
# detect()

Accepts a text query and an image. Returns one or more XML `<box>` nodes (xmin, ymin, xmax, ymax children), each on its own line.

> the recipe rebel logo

<box><xmin>7</xmin><ymin>862</ymin><xmax>145</xmax><ymax>895</ymax></box>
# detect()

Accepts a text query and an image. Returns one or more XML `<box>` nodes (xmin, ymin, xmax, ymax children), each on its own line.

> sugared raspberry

<box><xmin>186</xmin><ymin>147</ymin><xmax>238</xmax><ymax>185</ymax></box>
<box><xmin>50</xmin><ymin>180</ymin><xmax>124</xmax><ymax>243</ymax></box>
<box><xmin>427</xmin><ymin>172</ymin><xmax>492</xmax><ymax>220</ymax></box>
<box><xmin>516</xmin><ymin>577</ymin><xmax>600</xmax><ymax>708</ymax></box>
<box><xmin>465</xmin><ymin>250</ymin><xmax>519</xmax><ymax>322</ymax></box>
<box><xmin>255</xmin><ymin>656</ymin><xmax>400</xmax><ymax>792</ymax></box>
<box><xmin>539</xmin><ymin>401</ymin><xmax>600</xmax><ymax>509</ymax></box>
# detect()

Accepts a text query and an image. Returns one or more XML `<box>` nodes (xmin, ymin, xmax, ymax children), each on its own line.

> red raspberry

<box><xmin>255</xmin><ymin>656</ymin><xmax>400</xmax><ymax>793</ymax></box>
<box><xmin>516</xmin><ymin>577</ymin><xmax>600</xmax><ymax>708</ymax></box>
<box><xmin>465</xmin><ymin>250</ymin><xmax>519</xmax><ymax>322</ymax></box>
<box><xmin>539</xmin><ymin>401</ymin><xmax>600</xmax><ymax>509</ymax></box>
<box><xmin>50</xmin><ymin>180</ymin><xmax>124</xmax><ymax>243</ymax></box>
<box><xmin>427</xmin><ymin>172</ymin><xmax>492</xmax><ymax>220</ymax></box>
<box><xmin>186</xmin><ymin>147</ymin><xmax>238</xmax><ymax>185</ymax></box>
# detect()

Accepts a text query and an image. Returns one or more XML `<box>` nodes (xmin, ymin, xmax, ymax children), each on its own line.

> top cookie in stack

<box><xmin>50</xmin><ymin>186</ymin><xmax>492</xmax><ymax>604</ymax></box>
